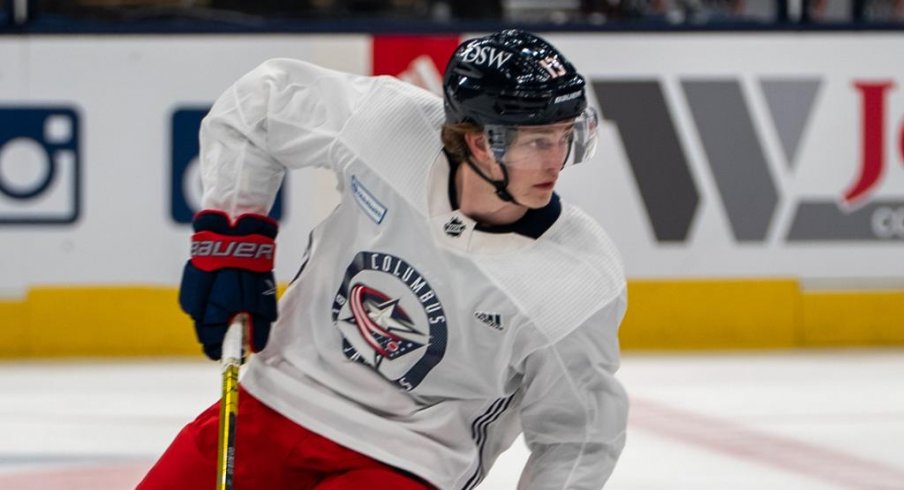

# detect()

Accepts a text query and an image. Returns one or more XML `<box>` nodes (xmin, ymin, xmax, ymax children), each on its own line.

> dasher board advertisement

<box><xmin>1</xmin><ymin>34</ymin><xmax>902</xmax><ymax>295</ymax></box>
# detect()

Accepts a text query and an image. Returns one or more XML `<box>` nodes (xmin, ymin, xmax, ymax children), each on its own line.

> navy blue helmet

<box><xmin>443</xmin><ymin>30</ymin><xmax>588</xmax><ymax>127</ymax></box>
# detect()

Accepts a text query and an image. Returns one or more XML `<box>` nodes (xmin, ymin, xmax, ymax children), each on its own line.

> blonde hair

<box><xmin>441</xmin><ymin>122</ymin><xmax>482</xmax><ymax>164</ymax></box>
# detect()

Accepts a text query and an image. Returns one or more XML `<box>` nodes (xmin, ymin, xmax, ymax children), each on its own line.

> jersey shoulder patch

<box><xmin>338</xmin><ymin>77</ymin><xmax>445</xmax><ymax>212</ymax></box>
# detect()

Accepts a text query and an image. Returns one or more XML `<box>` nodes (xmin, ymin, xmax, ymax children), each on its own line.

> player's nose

<box><xmin>542</xmin><ymin>147</ymin><xmax>568</xmax><ymax>172</ymax></box>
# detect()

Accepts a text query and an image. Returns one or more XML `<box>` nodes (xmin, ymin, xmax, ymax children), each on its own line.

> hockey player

<box><xmin>138</xmin><ymin>29</ymin><xmax>628</xmax><ymax>490</ymax></box>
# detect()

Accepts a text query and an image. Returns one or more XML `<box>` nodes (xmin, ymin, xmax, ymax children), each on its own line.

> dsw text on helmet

<box><xmin>461</xmin><ymin>46</ymin><xmax>513</xmax><ymax>69</ymax></box>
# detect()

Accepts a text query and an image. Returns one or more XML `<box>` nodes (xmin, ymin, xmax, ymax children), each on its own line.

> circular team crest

<box><xmin>332</xmin><ymin>251</ymin><xmax>448</xmax><ymax>391</ymax></box>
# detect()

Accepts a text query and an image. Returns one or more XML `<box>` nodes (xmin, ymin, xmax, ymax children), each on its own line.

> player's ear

<box><xmin>464</xmin><ymin>131</ymin><xmax>492</xmax><ymax>163</ymax></box>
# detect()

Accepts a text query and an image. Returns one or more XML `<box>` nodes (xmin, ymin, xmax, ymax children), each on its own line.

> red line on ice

<box><xmin>630</xmin><ymin>397</ymin><xmax>904</xmax><ymax>490</ymax></box>
<box><xmin>0</xmin><ymin>461</ymin><xmax>151</xmax><ymax>490</ymax></box>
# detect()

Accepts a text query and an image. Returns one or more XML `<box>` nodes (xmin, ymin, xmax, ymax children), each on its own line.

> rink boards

<box><xmin>1</xmin><ymin>34</ymin><xmax>902</xmax><ymax>356</ymax></box>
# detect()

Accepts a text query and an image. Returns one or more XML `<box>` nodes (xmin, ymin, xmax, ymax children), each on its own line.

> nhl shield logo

<box><xmin>444</xmin><ymin>216</ymin><xmax>466</xmax><ymax>237</ymax></box>
<box><xmin>332</xmin><ymin>251</ymin><xmax>448</xmax><ymax>391</ymax></box>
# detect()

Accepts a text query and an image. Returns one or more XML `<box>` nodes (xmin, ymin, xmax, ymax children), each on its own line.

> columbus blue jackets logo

<box><xmin>343</xmin><ymin>285</ymin><xmax>425</xmax><ymax>359</ymax></box>
<box><xmin>332</xmin><ymin>251</ymin><xmax>448</xmax><ymax>391</ymax></box>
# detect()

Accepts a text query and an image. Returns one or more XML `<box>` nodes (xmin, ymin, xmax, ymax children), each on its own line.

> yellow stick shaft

<box><xmin>216</xmin><ymin>315</ymin><xmax>245</xmax><ymax>490</ymax></box>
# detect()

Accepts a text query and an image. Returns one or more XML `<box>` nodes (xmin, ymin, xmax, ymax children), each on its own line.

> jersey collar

<box><xmin>427</xmin><ymin>151</ymin><xmax>561</xmax><ymax>254</ymax></box>
<box><xmin>443</xmin><ymin>151</ymin><xmax>561</xmax><ymax>240</ymax></box>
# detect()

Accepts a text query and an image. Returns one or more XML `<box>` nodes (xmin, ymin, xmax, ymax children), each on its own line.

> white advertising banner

<box><xmin>0</xmin><ymin>35</ymin><xmax>367</xmax><ymax>296</ymax></box>
<box><xmin>1</xmin><ymin>33</ymin><xmax>903</xmax><ymax>296</ymax></box>
<box><xmin>548</xmin><ymin>34</ymin><xmax>904</xmax><ymax>282</ymax></box>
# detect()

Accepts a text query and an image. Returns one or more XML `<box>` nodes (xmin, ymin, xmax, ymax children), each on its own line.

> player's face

<box><xmin>501</xmin><ymin>123</ymin><xmax>573</xmax><ymax>208</ymax></box>
<box><xmin>501</xmin><ymin>122</ymin><xmax>574</xmax><ymax>169</ymax></box>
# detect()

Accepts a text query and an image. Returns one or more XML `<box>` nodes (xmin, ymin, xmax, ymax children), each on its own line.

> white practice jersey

<box><xmin>199</xmin><ymin>58</ymin><xmax>628</xmax><ymax>490</ymax></box>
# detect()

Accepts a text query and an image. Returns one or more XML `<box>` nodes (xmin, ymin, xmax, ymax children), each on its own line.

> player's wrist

<box><xmin>189</xmin><ymin>210</ymin><xmax>278</xmax><ymax>272</ymax></box>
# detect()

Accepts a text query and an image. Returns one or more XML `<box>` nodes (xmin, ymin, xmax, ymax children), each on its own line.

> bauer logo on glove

<box><xmin>190</xmin><ymin>233</ymin><xmax>276</xmax><ymax>272</ymax></box>
<box><xmin>179</xmin><ymin>210</ymin><xmax>279</xmax><ymax>360</ymax></box>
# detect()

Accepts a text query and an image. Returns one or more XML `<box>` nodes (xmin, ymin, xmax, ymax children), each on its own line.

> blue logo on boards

<box><xmin>170</xmin><ymin>108</ymin><xmax>285</xmax><ymax>224</ymax></box>
<box><xmin>0</xmin><ymin>107</ymin><xmax>80</xmax><ymax>225</ymax></box>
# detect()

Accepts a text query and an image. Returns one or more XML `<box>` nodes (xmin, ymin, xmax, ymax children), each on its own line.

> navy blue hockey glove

<box><xmin>179</xmin><ymin>210</ymin><xmax>278</xmax><ymax>360</ymax></box>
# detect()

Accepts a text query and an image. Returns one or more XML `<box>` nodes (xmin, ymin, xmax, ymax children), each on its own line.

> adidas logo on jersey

<box><xmin>474</xmin><ymin>311</ymin><xmax>503</xmax><ymax>331</ymax></box>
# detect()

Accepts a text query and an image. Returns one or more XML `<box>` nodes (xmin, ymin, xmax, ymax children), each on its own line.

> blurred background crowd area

<box><xmin>5</xmin><ymin>0</ymin><xmax>904</xmax><ymax>28</ymax></box>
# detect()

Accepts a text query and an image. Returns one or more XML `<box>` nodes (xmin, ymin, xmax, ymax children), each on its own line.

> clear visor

<box><xmin>484</xmin><ymin>107</ymin><xmax>599</xmax><ymax>169</ymax></box>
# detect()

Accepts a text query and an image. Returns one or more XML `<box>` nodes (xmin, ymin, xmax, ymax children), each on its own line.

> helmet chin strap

<box><xmin>465</xmin><ymin>157</ymin><xmax>521</xmax><ymax>205</ymax></box>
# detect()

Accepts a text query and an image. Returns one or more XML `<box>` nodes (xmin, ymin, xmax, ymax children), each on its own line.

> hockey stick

<box><xmin>217</xmin><ymin>314</ymin><xmax>246</xmax><ymax>490</ymax></box>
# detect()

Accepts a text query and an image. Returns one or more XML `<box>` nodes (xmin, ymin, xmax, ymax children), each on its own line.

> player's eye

<box><xmin>532</xmin><ymin>139</ymin><xmax>554</xmax><ymax>150</ymax></box>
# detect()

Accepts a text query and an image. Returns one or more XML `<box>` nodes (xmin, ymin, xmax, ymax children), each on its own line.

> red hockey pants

<box><xmin>136</xmin><ymin>386</ymin><xmax>434</xmax><ymax>490</ymax></box>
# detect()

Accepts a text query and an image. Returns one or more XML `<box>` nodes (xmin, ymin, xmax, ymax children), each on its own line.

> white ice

<box><xmin>1</xmin><ymin>349</ymin><xmax>902</xmax><ymax>489</ymax></box>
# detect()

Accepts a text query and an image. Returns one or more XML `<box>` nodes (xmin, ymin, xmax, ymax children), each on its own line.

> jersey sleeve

<box><xmin>517</xmin><ymin>290</ymin><xmax>629</xmax><ymax>490</ymax></box>
<box><xmin>198</xmin><ymin>58</ymin><xmax>375</xmax><ymax>217</ymax></box>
